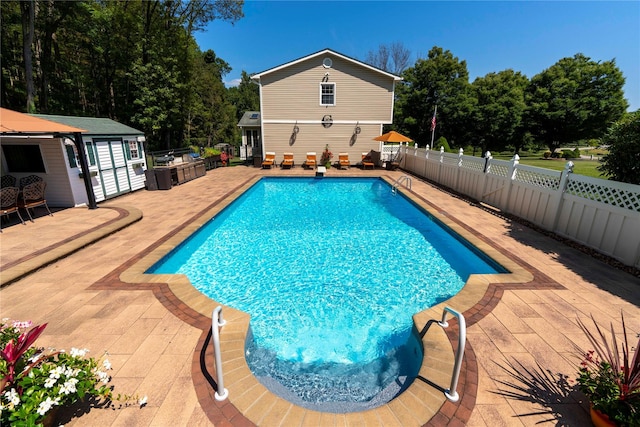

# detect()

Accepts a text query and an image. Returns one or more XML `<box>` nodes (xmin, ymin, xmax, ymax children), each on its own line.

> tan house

<box><xmin>251</xmin><ymin>48</ymin><xmax>402</xmax><ymax>167</ymax></box>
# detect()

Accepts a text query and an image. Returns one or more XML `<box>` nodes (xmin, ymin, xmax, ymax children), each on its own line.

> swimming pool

<box><xmin>149</xmin><ymin>177</ymin><xmax>506</xmax><ymax>410</ymax></box>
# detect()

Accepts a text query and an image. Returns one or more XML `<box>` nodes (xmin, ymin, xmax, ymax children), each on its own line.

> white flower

<box><xmin>102</xmin><ymin>359</ymin><xmax>112</xmax><ymax>370</ymax></box>
<box><xmin>4</xmin><ymin>389</ymin><xmax>20</xmax><ymax>406</ymax></box>
<box><xmin>59</xmin><ymin>379</ymin><xmax>77</xmax><ymax>395</ymax></box>
<box><xmin>70</xmin><ymin>347</ymin><xmax>88</xmax><ymax>357</ymax></box>
<box><xmin>50</xmin><ymin>365</ymin><xmax>65</xmax><ymax>379</ymax></box>
<box><xmin>97</xmin><ymin>370</ymin><xmax>110</xmax><ymax>384</ymax></box>
<box><xmin>139</xmin><ymin>395</ymin><xmax>148</xmax><ymax>407</ymax></box>
<box><xmin>12</xmin><ymin>320</ymin><xmax>32</xmax><ymax>329</ymax></box>
<box><xmin>44</xmin><ymin>377</ymin><xmax>57</xmax><ymax>388</ymax></box>
<box><xmin>28</xmin><ymin>352</ymin><xmax>43</xmax><ymax>364</ymax></box>
<box><xmin>36</xmin><ymin>397</ymin><xmax>58</xmax><ymax>416</ymax></box>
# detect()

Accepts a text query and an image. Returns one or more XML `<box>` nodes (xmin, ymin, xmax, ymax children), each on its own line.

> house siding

<box><xmin>257</xmin><ymin>51</ymin><xmax>397</xmax><ymax>157</ymax></box>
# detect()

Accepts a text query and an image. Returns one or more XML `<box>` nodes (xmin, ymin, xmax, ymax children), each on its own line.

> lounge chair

<box><xmin>338</xmin><ymin>153</ymin><xmax>350</xmax><ymax>169</ymax></box>
<box><xmin>19</xmin><ymin>174</ymin><xmax>43</xmax><ymax>190</ymax></box>
<box><xmin>362</xmin><ymin>153</ymin><xmax>374</xmax><ymax>170</ymax></box>
<box><xmin>281</xmin><ymin>153</ymin><xmax>294</xmax><ymax>169</ymax></box>
<box><xmin>1</xmin><ymin>186</ymin><xmax>25</xmax><ymax>230</ymax></box>
<box><xmin>304</xmin><ymin>152</ymin><xmax>317</xmax><ymax>169</ymax></box>
<box><xmin>262</xmin><ymin>152</ymin><xmax>276</xmax><ymax>169</ymax></box>
<box><xmin>18</xmin><ymin>181</ymin><xmax>53</xmax><ymax>221</ymax></box>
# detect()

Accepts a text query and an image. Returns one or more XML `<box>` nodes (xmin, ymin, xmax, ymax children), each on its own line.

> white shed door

<box><xmin>95</xmin><ymin>139</ymin><xmax>131</xmax><ymax>198</ymax></box>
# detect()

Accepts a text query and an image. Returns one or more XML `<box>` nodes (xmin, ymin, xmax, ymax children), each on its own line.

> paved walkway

<box><xmin>0</xmin><ymin>165</ymin><xmax>638</xmax><ymax>426</ymax></box>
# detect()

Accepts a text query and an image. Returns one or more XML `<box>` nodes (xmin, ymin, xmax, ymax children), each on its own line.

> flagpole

<box><xmin>429</xmin><ymin>105</ymin><xmax>437</xmax><ymax>150</ymax></box>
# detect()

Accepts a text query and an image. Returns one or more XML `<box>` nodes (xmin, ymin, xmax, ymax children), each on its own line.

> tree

<box><xmin>395</xmin><ymin>46</ymin><xmax>474</xmax><ymax>148</ymax></box>
<box><xmin>526</xmin><ymin>53</ymin><xmax>628</xmax><ymax>154</ymax></box>
<box><xmin>227</xmin><ymin>71</ymin><xmax>260</xmax><ymax>121</ymax></box>
<box><xmin>364</xmin><ymin>42</ymin><xmax>411</xmax><ymax>75</ymax></box>
<box><xmin>598</xmin><ymin>111</ymin><xmax>640</xmax><ymax>184</ymax></box>
<box><xmin>470</xmin><ymin>70</ymin><xmax>529</xmax><ymax>154</ymax></box>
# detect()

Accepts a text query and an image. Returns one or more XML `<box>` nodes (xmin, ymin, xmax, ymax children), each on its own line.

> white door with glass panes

<box><xmin>94</xmin><ymin>139</ymin><xmax>131</xmax><ymax>198</ymax></box>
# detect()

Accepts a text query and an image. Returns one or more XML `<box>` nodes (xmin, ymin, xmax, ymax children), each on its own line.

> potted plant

<box><xmin>576</xmin><ymin>313</ymin><xmax>639</xmax><ymax>426</ymax></box>
<box><xmin>320</xmin><ymin>144</ymin><xmax>333</xmax><ymax>168</ymax></box>
<box><xmin>1</xmin><ymin>319</ymin><xmax>145</xmax><ymax>426</ymax></box>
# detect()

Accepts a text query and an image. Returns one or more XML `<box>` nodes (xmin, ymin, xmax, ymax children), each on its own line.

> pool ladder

<box><xmin>391</xmin><ymin>175</ymin><xmax>411</xmax><ymax>194</ymax></box>
<box><xmin>211</xmin><ymin>306</ymin><xmax>228</xmax><ymax>401</ymax></box>
<box><xmin>438</xmin><ymin>307</ymin><xmax>466</xmax><ymax>402</ymax></box>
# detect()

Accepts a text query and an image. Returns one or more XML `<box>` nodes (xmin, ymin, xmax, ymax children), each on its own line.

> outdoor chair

<box><xmin>281</xmin><ymin>153</ymin><xmax>294</xmax><ymax>169</ymax></box>
<box><xmin>338</xmin><ymin>153</ymin><xmax>350</xmax><ymax>169</ymax></box>
<box><xmin>1</xmin><ymin>186</ymin><xmax>25</xmax><ymax>230</ymax></box>
<box><xmin>19</xmin><ymin>174</ymin><xmax>43</xmax><ymax>190</ymax></box>
<box><xmin>362</xmin><ymin>153</ymin><xmax>374</xmax><ymax>170</ymax></box>
<box><xmin>262</xmin><ymin>152</ymin><xmax>276</xmax><ymax>169</ymax></box>
<box><xmin>304</xmin><ymin>152</ymin><xmax>317</xmax><ymax>169</ymax></box>
<box><xmin>1</xmin><ymin>175</ymin><xmax>16</xmax><ymax>188</ymax></box>
<box><xmin>18</xmin><ymin>181</ymin><xmax>53</xmax><ymax>221</ymax></box>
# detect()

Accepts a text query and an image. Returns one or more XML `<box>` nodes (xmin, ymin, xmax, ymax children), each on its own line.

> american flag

<box><xmin>430</xmin><ymin>111</ymin><xmax>437</xmax><ymax>131</ymax></box>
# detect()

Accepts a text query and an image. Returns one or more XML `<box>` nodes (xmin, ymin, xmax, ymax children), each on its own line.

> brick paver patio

<box><xmin>1</xmin><ymin>165</ymin><xmax>638</xmax><ymax>426</ymax></box>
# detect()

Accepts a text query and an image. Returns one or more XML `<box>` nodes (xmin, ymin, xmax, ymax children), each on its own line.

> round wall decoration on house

<box><xmin>322</xmin><ymin>57</ymin><xmax>333</xmax><ymax>68</ymax></box>
<box><xmin>322</xmin><ymin>115</ymin><xmax>333</xmax><ymax>128</ymax></box>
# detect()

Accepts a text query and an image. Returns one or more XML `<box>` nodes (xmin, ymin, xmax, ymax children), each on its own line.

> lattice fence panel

<box><xmin>487</xmin><ymin>163</ymin><xmax>509</xmax><ymax>178</ymax></box>
<box><xmin>566</xmin><ymin>178</ymin><xmax>640</xmax><ymax>212</ymax></box>
<box><xmin>461</xmin><ymin>157</ymin><xmax>485</xmax><ymax>172</ymax></box>
<box><xmin>514</xmin><ymin>168</ymin><xmax>561</xmax><ymax>190</ymax></box>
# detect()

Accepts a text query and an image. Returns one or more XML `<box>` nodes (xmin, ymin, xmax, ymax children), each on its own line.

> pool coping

<box><xmin>92</xmin><ymin>174</ymin><xmax>563</xmax><ymax>426</ymax></box>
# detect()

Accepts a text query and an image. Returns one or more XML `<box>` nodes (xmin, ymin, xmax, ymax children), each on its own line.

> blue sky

<box><xmin>195</xmin><ymin>1</ymin><xmax>640</xmax><ymax>111</ymax></box>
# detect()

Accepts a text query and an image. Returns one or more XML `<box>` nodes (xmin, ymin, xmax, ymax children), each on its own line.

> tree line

<box><xmin>1</xmin><ymin>0</ymin><xmax>257</xmax><ymax>152</ymax></box>
<box><xmin>2</xmin><ymin>2</ymin><xmax>634</xmax><ymax>181</ymax></box>
<box><xmin>365</xmin><ymin>44</ymin><xmax>630</xmax><ymax>157</ymax></box>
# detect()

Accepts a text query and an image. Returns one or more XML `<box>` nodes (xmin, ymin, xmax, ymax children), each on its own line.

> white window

<box><xmin>320</xmin><ymin>83</ymin><xmax>336</xmax><ymax>106</ymax></box>
<box><xmin>128</xmin><ymin>140</ymin><xmax>140</xmax><ymax>159</ymax></box>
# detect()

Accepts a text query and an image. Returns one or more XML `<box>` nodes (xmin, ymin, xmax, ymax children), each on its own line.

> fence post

<box><xmin>550</xmin><ymin>161</ymin><xmax>574</xmax><ymax>232</ymax></box>
<box><xmin>501</xmin><ymin>154</ymin><xmax>520</xmax><ymax>212</ymax></box>
<box><xmin>456</xmin><ymin>147</ymin><xmax>464</xmax><ymax>191</ymax></box>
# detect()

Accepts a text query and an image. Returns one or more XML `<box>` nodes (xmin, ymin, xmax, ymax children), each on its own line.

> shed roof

<box><xmin>0</xmin><ymin>108</ymin><xmax>85</xmax><ymax>134</ymax></box>
<box><xmin>251</xmin><ymin>48</ymin><xmax>403</xmax><ymax>82</ymax></box>
<box><xmin>237</xmin><ymin>111</ymin><xmax>261</xmax><ymax>127</ymax></box>
<box><xmin>30</xmin><ymin>114</ymin><xmax>144</xmax><ymax>136</ymax></box>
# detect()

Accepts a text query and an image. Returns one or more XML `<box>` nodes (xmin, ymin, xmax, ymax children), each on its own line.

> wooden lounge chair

<box><xmin>338</xmin><ymin>153</ymin><xmax>350</xmax><ymax>169</ymax></box>
<box><xmin>18</xmin><ymin>181</ymin><xmax>53</xmax><ymax>221</ymax></box>
<box><xmin>304</xmin><ymin>152</ymin><xmax>317</xmax><ymax>169</ymax></box>
<box><xmin>1</xmin><ymin>186</ymin><xmax>25</xmax><ymax>231</ymax></box>
<box><xmin>362</xmin><ymin>153</ymin><xmax>374</xmax><ymax>170</ymax></box>
<box><xmin>262</xmin><ymin>152</ymin><xmax>276</xmax><ymax>169</ymax></box>
<box><xmin>281</xmin><ymin>153</ymin><xmax>294</xmax><ymax>169</ymax></box>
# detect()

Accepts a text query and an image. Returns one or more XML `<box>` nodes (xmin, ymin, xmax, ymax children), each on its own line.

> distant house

<box><xmin>251</xmin><ymin>48</ymin><xmax>402</xmax><ymax>166</ymax></box>
<box><xmin>237</xmin><ymin>111</ymin><xmax>261</xmax><ymax>161</ymax></box>
<box><xmin>1</xmin><ymin>111</ymin><xmax>146</xmax><ymax>207</ymax></box>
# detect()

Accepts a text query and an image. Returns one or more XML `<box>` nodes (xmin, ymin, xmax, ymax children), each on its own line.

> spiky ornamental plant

<box><xmin>576</xmin><ymin>313</ymin><xmax>640</xmax><ymax>426</ymax></box>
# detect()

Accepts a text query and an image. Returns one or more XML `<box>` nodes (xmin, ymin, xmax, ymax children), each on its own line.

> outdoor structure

<box><xmin>237</xmin><ymin>111</ymin><xmax>261</xmax><ymax>162</ymax></box>
<box><xmin>251</xmin><ymin>48</ymin><xmax>402</xmax><ymax>166</ymax></box>
<box><xmin>1</xmin><ymin>108</ymin><xmax>146</xmax><ymax>207</ymax></box>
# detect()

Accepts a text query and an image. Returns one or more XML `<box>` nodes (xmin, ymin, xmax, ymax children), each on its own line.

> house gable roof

<box><xmin>251</xmin><ymin>48</ymin><xmax>403</xmax><ymax>82</ymax></box>
<box><xmin>0</xmin><ymin>108</ymin><xmax>85</xmax><ymax>134</ymax></box>
<box><xmin>237</xmin><ymin>111</ymin><xmax>261</xmax><ymax>127</ymax></box>
<box><xmin>29</xmin><ymin>114</ymin><xmax>144</xmax><ymax>136</ymax></box>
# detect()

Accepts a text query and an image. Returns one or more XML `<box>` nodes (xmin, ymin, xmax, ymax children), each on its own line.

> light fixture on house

<box><xmin>321</xmin><ymin>115</ymin><xmax>333</xmax><ymax>128</ymax></box>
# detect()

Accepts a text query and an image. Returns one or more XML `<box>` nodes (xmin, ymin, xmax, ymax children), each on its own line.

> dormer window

<box><xmin>320</xmin><ymin>83</ymin><xmax>335</xmax><ymax>106</ymax></box>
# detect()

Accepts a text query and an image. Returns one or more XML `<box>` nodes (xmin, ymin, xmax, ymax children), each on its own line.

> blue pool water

<box><xmin>149</xmin><ymin>177</ymin><xmax>505</xmax><ymax>410</ymax></box>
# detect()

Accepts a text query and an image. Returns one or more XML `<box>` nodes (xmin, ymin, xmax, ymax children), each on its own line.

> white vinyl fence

<box><xmin>399</xmin><ymin>146</ymin><xmax>640</xmax><ymax>269</ymax></box>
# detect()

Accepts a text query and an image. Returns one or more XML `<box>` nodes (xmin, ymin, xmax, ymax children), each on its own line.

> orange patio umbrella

<box><xmin>373</xmin><ymin>130</ymin><xmax>413</xmax><ymax>143</ymax></box>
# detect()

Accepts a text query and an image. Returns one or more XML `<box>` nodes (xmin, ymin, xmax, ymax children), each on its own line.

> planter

<box><xmin>42</xmin><ymin>406</ymin><xmax>60</xmax><ymax>427</ymax></box>
<box><xmin>590</xmin><ymin>405</ymin><xmax>617</xmax><ymax>427</ymax></box>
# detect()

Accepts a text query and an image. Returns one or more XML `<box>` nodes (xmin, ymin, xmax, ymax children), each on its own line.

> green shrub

<box><xmin>436</xmin><ymin>136</ymin><xmax>450</xmax><ymax>152</ymax></box>
<box><xmin>202</xmin><ymin>147</ymin><xmax>221</xmax><ymax>158</ymax></box>
<box><xmin>543</xmin><ymin>151</ymin><xmax>552</xmax><ymax>159</ymax></box>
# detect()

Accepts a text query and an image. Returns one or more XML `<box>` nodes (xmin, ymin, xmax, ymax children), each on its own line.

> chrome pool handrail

<box><xmin>212</xmin><ymin>306</ymin><xmax>228</xmax><ymax>401</ymax></box>
<box><xmin>438</xmin><ymin>306</ymin><xmax>466</xmax><ymax>402</ymax></box>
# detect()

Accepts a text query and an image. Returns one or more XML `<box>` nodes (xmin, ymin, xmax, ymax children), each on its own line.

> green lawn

<box><xmin>516</xmin><ymin>158</ymin><xmax>605</xmax><ymax>178</ymax></box>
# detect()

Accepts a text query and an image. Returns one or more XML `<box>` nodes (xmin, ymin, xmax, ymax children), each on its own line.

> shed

<box><xmin>1</xmin><ymin>109</ymin><xmax>146</xmax><ymax>207</ymax></box>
